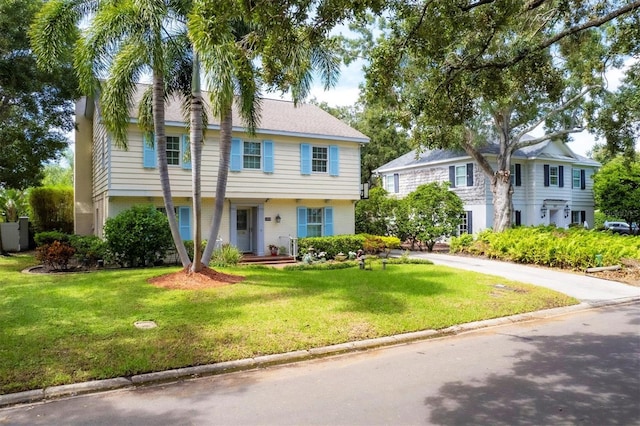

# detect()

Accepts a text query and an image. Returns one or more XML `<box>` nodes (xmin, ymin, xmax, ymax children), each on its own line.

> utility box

<box><xmin>0</xmin><ymin>222</ymin><xmax>20</xmax><ymax>252</ymax></box>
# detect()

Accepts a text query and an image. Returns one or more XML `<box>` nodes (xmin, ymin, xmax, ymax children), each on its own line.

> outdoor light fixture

<box><xmin>540</xmin><ymin>204</ymin><xmax>547</xmax><ymax>219</ymax></box>
<box><xmin>275</xmin><ymin>214</ymin><xmax>281</xmax><ymax>223</ymax></box>
<box><xmin>564</xmin><ymin>205</ymin><xmax>570</xmax><ymax>218</ymax></box>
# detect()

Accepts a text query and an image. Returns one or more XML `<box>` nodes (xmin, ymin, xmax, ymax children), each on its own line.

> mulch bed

<box><xmin>148</xmin><ymin>266</ymin><xmax>245</xmax><ymax>290</ymax></box>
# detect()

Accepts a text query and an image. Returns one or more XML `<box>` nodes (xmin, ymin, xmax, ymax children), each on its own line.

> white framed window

<box><xmin>384</xmin><ymin>175</ymin><xmax>394</xmax><ymax>192</ymax></box>
<box><xmin>243</xmin><ymin>141</ymin><xmax>261</xmax><ymax>169</ymax></box>
<box><xmin>572</xmin><ymin>169</ymin><xmax>582</xmax><ymax>188</ymax></box>
<box><xmin>455</xmin><ymin>165</ymin><xmax>467</xmax><ymax>187</ymax></box>
<box><xmin>166</xmin><ymin>136</ymin><xmax>181</xmax><ymax>166</ymax></box>
<box><xmin>312</xmin><ymin>146</ymin><xmax>328</xmax><ymax>173</ymax></box>
<box><xmin>307</xmin><ymin>208</ymin><xmax>323</xmax><ymax>237</ymax></box>
<box><xmin>458</xmin><ymin>213</ymin><xmax>468</xmax><ymax>235</ymax></box>
<box><xmin>549</xmin><ymin>166</ymin><xmax>559</xmax><ymax>186</ymax></box>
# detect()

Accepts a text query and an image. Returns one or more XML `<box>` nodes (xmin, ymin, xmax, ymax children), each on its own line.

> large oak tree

<box><xmin>364</xmin><ymin>0</ymin><xmax>639</xmax><ymax>232</ymax></box>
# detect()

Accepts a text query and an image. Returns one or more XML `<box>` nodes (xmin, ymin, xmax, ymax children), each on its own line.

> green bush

<box><xmin>453</xmin><ymin>226</ymin><xmax>640</xmax><ymax>270</ymax></box>
<box><xmin>184</xmin><ymin>240</ymin><xmax>208</xmax><ymax>261</ymax></box>
<box><xmin>450</xmin><ymin>233</ymin><xmax>474</xmax><ymax>253</ymax></box>
<box><xmin>70</xmin><ymin>235</ymin><xmax>108</xmax><ymax>267</ymax></box>
<box><xmin>103</xmin><ymin>205</ymin><xmax>173</xmax><ymax>267</ymax></box>
<box><xmin>29</xmin><ymin>187</ymin><xmax>73</xmax><ymax>233</ymax></box>
<box><xmin>34</xmin><ymin>230</ymin><xmax>70</xmax><ymax>246</ymax></box>
<box><xmin>298</xmin><ymin>235</ymin><xmax>367</xmax><ymax>259</ymax></box>
<box><xmin>210</xmin><ymin>244</ymin><xmax>242</xmax><ymax>267</ymax></box>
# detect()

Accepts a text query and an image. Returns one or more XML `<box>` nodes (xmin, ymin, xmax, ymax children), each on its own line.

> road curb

<box><xmin>2</xmin><ymin>297</ymin><xmax>638</xmax><ymax>409</ymax></box>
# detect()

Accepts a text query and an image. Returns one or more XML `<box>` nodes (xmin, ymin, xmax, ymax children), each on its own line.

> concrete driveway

<box><xmin>410</xmin><ymin>252</ymin><xmax>640</xmax><ymax>303</ymax></box>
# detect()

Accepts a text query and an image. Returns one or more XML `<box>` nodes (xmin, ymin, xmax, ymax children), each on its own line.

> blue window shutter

<box><xmin>182</xmin><ymin>135</ymin><xmax>191</xmax><ymax>170</ymax></box>
<box><xmin>300</xmin><ymin>144</ymin><xmax>311</xmax><ymax>175</ymax></box>
<box><xmin>230</xmin><ymin>138</ymin><xmax>242</xmax><ymax>171</ymax></box>
<box><xmin>467</xmin><ymin>211</ymin><xmax>473</xmax><ymax>234</ymax></box>
<box><xmin>543</xmin><ymin>165</ymin><xmax>550</xmax><ymax>187</ymax></box>
<box><xmin>466</xmin><ymin>163</ymin><xmax>474</xmax><ymax>186</ymax></box>
<box><xmin>324</xmin><ymin>207</ymin><xmax>334</xmax><ymax>236</ymax></box>
<box><xmin>449</xmin><ymin>166</ymin><xmax>456</xmax><ymax>188</ymax></box>
<box><xmin>515</xmin><ymin>164</ymin><xmax>522</xmax><ymax>186</ymax></box>
<box><xmin>297</xmin><ymin>207</ymin><xmax>307</xmax><ymax>238</ymax></box>
<box><xmin>329</xmin><ymin>145</ymin><xmax>339</xmax><ymax>176</ymax></box>
<box><xmin>393</xmin><ymin>173</ymin><xmax>399</xmax><ymax>193</ymax></box>
<box><xmin>143</xmin><ymin>133</ymin><xmax>157</xmax><ymax>168</ymax></box>
<box><xmin>559</xmin><ymin>165</ymin><xmax>564</xmax><ymax>187</ymax></box>
<box><xmin>580</xmin><ymin>169</ymin><xmax>586</xmax><ymax>190</ymax></box>
<box><xmin>263</xmin><ymin>140</ymin><xmax>274</xmax><ymax>173</ymax></box>
<box><xmin>179</xmin><ymin>206</ymin><xmax>191</xmax><ymax>241</ymax></box>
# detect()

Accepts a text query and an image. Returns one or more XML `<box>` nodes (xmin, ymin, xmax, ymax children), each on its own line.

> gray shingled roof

<box><xmin>375</xmin><ymin>138</ymin><xmax>599</xmax><ymax>173</ymax></box>
<box><xmin>126</xmin><ymin>85</ymin><xmax>368</xmax><ymax>142</ymax></box>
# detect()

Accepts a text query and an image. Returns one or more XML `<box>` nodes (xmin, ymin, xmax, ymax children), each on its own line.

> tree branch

<box><xmin>514</xmin><ymin>85</ymin><xmax>599</xmax><ymax>142</ymax></box>
<box><xmin>515</xmin><ymin>127</ymin><xmax>586</xmax><ymax>150</ymax></box>
<box><xmin>458</xmin><ymin>1</ymin><xmax>640</xmax><ymax>72</ymax></box>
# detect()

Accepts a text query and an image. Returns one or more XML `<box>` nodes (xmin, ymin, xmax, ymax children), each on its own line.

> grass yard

<box><xmin>0</xmin><ymin>254</ymin><xmax>577</xmax><ymax>394</ymax></box>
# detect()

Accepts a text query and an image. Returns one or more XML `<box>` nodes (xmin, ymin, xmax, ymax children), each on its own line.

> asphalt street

<box><xmin>1</xmin><ymin>303</ymin><xmax>638</xmax><ymax>425</ymax></box>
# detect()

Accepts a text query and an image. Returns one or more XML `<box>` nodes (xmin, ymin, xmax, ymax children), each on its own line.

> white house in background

<box><xmin>374</xmin><ymin>138</ymin><xmax>600</xmax><ymax>234</ymax></box>
<box><xmin>74</xmin><ymin>86</ymin><xmax>369</xmax><ymax>255</ymax></box>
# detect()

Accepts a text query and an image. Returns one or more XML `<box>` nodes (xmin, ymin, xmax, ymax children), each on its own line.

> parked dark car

<box><xmin>604</xmin><ymin>221</ymin><xmax>632</xmax><ymax>235</ymax></box>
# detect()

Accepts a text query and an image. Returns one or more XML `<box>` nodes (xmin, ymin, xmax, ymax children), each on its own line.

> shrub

<box><xmin>450</xmin><ymin>233</ymin><xmax>474</xmax><ymax>253</ymax></box>
<box><xmin>103</xmin><ymin>205</ymin><xmax>173</xmax><ymax>267</ymax></box>
<box><xmin>184</xmin><ymin>240</ymin><xmax>208</xmax><ymax>261</ymax></box>
<box><xmin>70</xmin><ymin>235</ymin><xmax>108</xmax><ymax>267</ymax></box>
<box><xmin>34</xmin><ymin>230</ymin><xmax>70</xmax><ymax>246</ymax></box>
<box><xmin>36</xmin><ymin>240</ymin><xmax>76</xmax><ymax>271</ymax></box>
<box><xmin>29</xmin><ymin>187</ymin><xmax>73</xmax><ymax>233</ymax></box>
<box><xmin>298</xmin><ymin>235</ymin><xmax>366</xmax><ymax>259</ymax></box>
<box><xmin>210</xmin><ymin>244</ymin><xmax>242</xmax><ymax>267</ymax></box>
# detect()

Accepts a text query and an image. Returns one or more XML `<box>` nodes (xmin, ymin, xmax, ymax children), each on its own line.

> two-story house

<box><xmin>374</xmin><ymin>138</ymin><xmax>600</xmax><ymax>234</ymax></box>
<box><xmin>74</xmin><ymin>88</ymin><xmax>368</xmax><ymax>255</ymax></box>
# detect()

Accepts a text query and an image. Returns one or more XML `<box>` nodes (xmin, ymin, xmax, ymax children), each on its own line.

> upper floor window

<box><xmin>166</xmin><ymin>136</ymin><xmax>181</xmax><ymax>166</ymax></box>
<box><xmin>449</xmin><ymin>163</ymin><xmax>473</xmax><ymax>188</ymax></box>
<box><xmin>312</xmin><ymin>147</ymin><xmax>328</xmax><ymax>173</ymax></box>
<box><xmin>243</xmin><ymin>141</ymin><xmax>261</xmax><ymax>169</ymax></box>
<box><xmin>231</xmin><ymin>139</ymin><xmax>274</xmax><ymax>173</ymax></box>
<box><xmin>510</xmin><ymin>164</ymin><xmax>522</xmax><ymax>186</ymax></box>
<box><xmin>572</xmin><ymin>168</ymin><xmax>586</xmax><ymax>189</ymax></box>
<box><xmin>300</xmin><ymin>144</ymin><xmax>339</xmax><ymax>176</ymax></box>
<box><xmin>549</xmin><ymin>166</ymin><xmax>559</xmax><ymax>186</ymax></box>
<box><xmin>543</xmin><ymin>164</ymin><xmax>564</xmax><ymax>187</ymax></box>
<box><xmin>143</xmin><ymin>133</ymin><xmax>191</xmax><ymax>170</ymax></box>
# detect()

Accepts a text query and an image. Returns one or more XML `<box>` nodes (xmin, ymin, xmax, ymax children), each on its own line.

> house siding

<box><xmin>375</xmin><ymin>140</ymin><xmax>600</xmax><ymax>233</ymax></box>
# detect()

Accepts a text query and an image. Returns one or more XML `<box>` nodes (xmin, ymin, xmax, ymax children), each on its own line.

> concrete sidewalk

<box><xmin>409</xmin><ymin>251</ymin><xmax>640</xmax><ymax>303</ymax></box>
<box><xmin>2</xmin><ymin>254</ymin><xmax>639</xmax><ymax>409</ymax></box>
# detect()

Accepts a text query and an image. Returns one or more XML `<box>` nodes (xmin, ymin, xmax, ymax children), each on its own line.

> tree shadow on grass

<box><xmin>424</xmin><ymin>306</ymin><xmax>640</xmax><ymax>425</ymax></box>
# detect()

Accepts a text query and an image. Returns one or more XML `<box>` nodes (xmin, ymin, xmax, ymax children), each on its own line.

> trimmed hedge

<box><xmin>297</xmin><ymin>234</ymin><xmax>401</xmax><ymax>259</ymax></box>
<box><xmin>450</xmin><ymin>226</ymin><xmax>640</xmax><ymax>269</ymax></box>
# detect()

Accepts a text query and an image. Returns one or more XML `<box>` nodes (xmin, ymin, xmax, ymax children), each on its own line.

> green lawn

<box><xmin>0</xmin><ymin>254</ymin><xmax>577</xmax><ymax>394</ymax></box>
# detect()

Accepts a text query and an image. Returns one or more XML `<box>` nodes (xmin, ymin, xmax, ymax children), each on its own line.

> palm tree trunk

<box><xmin>153</xmin><ymin>71</ymin><xmax>191</xmax><ymax>267</ymax></box>
<box><xmin>202</xmin><ymin>106</ymin><xmax>232</xmax><ymax>264</ymax></box>
<box><xmin>190</xmin><ymin>51</ymin><xmax>203</xmax><ymax>272</ymax></box>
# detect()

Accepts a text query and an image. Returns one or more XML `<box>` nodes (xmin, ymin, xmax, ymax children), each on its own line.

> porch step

<box><xmin>240</xmin><ymin>255</ymin><xmax>297</xmax><ymax>266</ymax></box>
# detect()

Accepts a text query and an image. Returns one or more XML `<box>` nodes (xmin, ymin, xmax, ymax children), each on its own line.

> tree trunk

<box><xmin>491</xmin><ymin>173</ymin><xmax>513</xmax><ymax>232</ymax></box>
<box><xmin>202</xmin><ymin>106</ymin><xmax>232</xmax><ymax>264</ymax></box>
<box><xmin>190</xmin><ymin>52</ymin><xmax>203</xmax><ymax>273</ymax></box>
<box><xmin>153</xmin><ymin>71</ymin><xmax>191</xmax><ymax>267</ymax></box>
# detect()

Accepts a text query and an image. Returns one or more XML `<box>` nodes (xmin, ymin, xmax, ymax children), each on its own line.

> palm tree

<box><xmin>189</xmin><ymin>11</ymin><xmax>341</xmax><ymax>265</ymax></box>
<box><xmin>31</xmin><ymin>0</ymin><xmax>193</xmax><ymax>267</ymax></box>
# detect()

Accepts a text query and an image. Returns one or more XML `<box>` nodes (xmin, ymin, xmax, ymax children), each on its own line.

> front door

<box><xmin>236</xmin><ymin>208</ymin><xmax>252</xmax><ymax>253</ymax></box>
